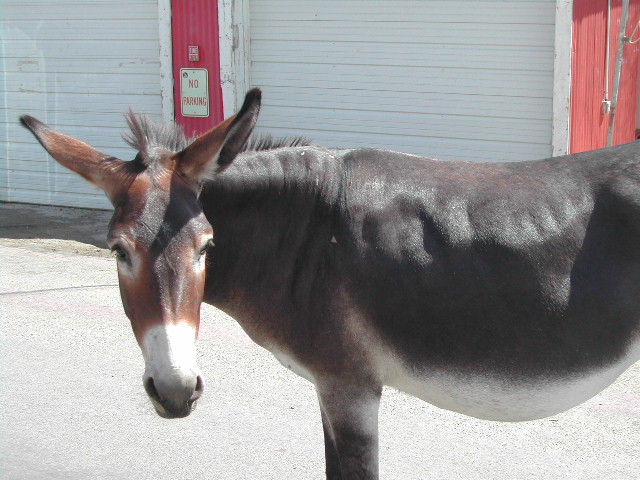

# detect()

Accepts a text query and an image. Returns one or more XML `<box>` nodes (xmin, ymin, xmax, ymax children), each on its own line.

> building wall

<box><xmin>7</xmin><ymin>1</ymin><xmax>630</xmax><ymax>209</ymax></box>
<box><xmin>1</xmin><ymin>0</ymin><xmax>165</xmax><ymax>209</ymax></box>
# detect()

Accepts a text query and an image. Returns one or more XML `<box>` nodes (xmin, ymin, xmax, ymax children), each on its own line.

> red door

<box><xmin>171</xmin><ymin>0</ymin><xmax>224</xmax><ymax>137</ymax></box>
<box><xmin>570</xmin><ymin>0</ymin><xmax>640</xmax><ymax>153</ymax></box>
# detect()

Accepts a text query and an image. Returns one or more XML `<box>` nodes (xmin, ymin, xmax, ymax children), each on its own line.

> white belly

<box><xmin>268</xmin><ymin>296</ymin><xmax>640</xmax><ymax>423</ymax></box>
<box><xmin>384</xmin><ymin>342</ymin><xmax>640</xmax><ymax>421</ymax></box>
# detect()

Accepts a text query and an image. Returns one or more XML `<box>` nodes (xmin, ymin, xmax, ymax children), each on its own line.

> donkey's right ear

<box><xmin>217</xmin><ymin>88</ymin><xmax>262</xmax><ymax>169</ymax></box>
<box><xmin>20</xmin><ymin>115</ymin><xmax>126</xmax><ymax>203</ymax></box>
<box><xmin>175</xmin><ymin>88</ymin><xmax>261</xmax><ymax>182</ymax></box>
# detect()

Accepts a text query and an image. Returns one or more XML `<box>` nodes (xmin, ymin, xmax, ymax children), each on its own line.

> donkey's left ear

<box><xmin>176</xmin><ymin>88</ymin><xmax>261</xmax><ymax>182</ymax></box>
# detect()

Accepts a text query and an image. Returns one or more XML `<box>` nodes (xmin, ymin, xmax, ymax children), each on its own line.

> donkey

<box><xmin>21</xmin><ymin>89</ymin><xmax>640</xmax><ymax>479</ymax></box>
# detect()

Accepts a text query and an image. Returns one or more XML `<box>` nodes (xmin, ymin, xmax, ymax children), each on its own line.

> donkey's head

<box><xmin>21</xmin><ymin>89</ymin><xmax>261</xmax><ymax>418</ymax></box>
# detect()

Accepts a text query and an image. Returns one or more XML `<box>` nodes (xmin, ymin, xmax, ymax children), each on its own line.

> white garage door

<box><xmin>249</xmin><ymin>0</ymin><xmax>556</xmax><ymax>162</ymax></box>
<box><xmin>1</xmin><ymin>0</ymin><xmax>163</xmax><ymax>209</ymax></box>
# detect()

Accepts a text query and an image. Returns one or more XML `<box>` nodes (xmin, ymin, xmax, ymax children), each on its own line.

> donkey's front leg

<box><xmin>321</xmin><ymin>408</ymin><xmax>343</xmax><ymax>479</ymax></box>
<box><xmin>316</xmin><ymin>380</ymin><xmax>382</xmax><ymax>480</ymax></box>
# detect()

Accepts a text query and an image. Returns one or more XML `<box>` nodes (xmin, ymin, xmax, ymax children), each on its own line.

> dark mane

<box><xmin>123</xmin><ymin>111</ymin><xmax>311</xmax><ymax>167</ymax></box>
<box><xmin>123</xmin><ymin>111</ymin><xmax>192</xmax><ymax>166</ymax></box>
<box><xmin>245</xmin><ymin>133</ymin><xmax>312</xmax><ymax>152</ymax></box>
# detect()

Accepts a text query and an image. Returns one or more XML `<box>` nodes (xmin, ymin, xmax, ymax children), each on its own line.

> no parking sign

<box><xmin>180</xmin><ymin>68</ymin><xmax>209</xmax><ymax>117</ymax></box>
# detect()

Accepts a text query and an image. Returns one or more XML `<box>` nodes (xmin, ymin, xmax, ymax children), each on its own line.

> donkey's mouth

<box><xmin>151</xmin><ymin>398</ymin><xmax>198</xmax><ymax>419</ymax></box>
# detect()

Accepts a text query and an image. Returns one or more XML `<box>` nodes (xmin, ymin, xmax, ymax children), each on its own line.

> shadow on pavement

<box><xmin>0</xmin><ymin>202</ymin><xmax>113</xmax><ymax>256</ymax></box>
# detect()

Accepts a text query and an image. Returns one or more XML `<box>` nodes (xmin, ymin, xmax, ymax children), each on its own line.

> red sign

<box><xmin>188</xmin><ymin>45</ymin><xmax>200</xmax><ymax>62</ymax></box>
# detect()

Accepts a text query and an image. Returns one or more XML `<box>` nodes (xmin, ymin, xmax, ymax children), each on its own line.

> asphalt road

<box><xmin>1</xmin><ymin>203</ymin><xmax>639</xmax><ymax>479</ymax></box>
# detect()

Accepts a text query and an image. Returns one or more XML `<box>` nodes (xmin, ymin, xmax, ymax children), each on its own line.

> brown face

<box><xmin>20</xmin><ymin>88</ymin><xmax>261</xmax><ymax>418</ymax></box>
<box><xmin>107</xmin><ymin>170</ymin><xmax>213</xmax><ymax>418</ymax></box>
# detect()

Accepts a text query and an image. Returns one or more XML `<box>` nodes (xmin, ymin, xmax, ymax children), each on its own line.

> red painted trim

<box><xmin>171</xmin><ymin>0</ymin><xmax>224</xmax><ymax>137</ymax></box>
<box><xmin>570</xmin><ymin>0</ymin><xmax>640</xmax><ymax>153</ymax></box>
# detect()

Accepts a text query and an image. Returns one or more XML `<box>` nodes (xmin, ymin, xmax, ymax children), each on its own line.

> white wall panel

<box><xmin>1</xmin><ymin>0</ymin><xmax>163</xmax><ymax>209</ymax></box>
<box><xmin>249</xmin><ymin>0</ymin><xmax>556</xmax><ymax>162</ymax></box>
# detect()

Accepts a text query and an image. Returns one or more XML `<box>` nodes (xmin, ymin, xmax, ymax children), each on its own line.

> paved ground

<box><xmin>1</xmin><ymin>202</ymin><xmax>639</xmax><ymax>479</ymax></box>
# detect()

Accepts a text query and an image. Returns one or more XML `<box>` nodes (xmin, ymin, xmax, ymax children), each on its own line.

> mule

<box><xmin>21</xmin><ymin>89</ymin><xmax>640</xmax><ymax>479</ymax></box>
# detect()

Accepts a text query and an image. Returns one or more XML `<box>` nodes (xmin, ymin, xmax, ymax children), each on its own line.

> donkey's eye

<box><xmin>111</xmin><ymin>245</ymin><xmax>127</xmax><ymax>260</ymax></box>
<box><xmin>200</xmin><ymin>239</ymin><xmax>215</xmax><ymax>256</ymax></box>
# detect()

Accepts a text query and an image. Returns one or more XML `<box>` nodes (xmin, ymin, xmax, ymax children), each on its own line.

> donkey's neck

<box><xmin>199</xmin><ymin>146</ymin><xmax>344</xmax><ymax>342</ymax></box>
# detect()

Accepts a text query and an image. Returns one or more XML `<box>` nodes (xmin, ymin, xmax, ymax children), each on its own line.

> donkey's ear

<box><xmin>176</xmin><ymin>88</ymin><xmax>261</xmax><ymax>182</ymax></box>
<box><xmin>20</xmin><ymin>115</ymin><xmax>126</xmax><ymax>202</ymax></box>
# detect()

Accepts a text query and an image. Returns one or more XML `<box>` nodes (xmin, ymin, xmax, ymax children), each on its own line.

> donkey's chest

<box><xmin>271</xmin><ymin>350</ymin><xmax>315</xmax><ymax>382</ymax></box>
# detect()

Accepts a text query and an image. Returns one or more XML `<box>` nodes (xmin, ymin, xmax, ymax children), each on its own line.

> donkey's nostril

<box><xmin>144</xmin><ymin>376</ymin><xmax>160</xmax><ymax>402</ymax></box>
<box><xmin>192</xmin><ymin>375</ymin><xmax>205</xmax><ymax>401</ymax></box>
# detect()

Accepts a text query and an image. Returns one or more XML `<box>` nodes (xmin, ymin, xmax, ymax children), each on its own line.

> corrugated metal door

<box><xmin>249</xmin><ymin>0</ymin><xmax>556</xmax><ymax>162</ymax></box>
<box><xmin>570</xmin><ymin>0</ymin><xmax>640</xmax><ymax>153</ymax></box>
<box><xmin>1</xmin><ymin>0</ymin><xmax>164</xmax><ymax>209</ymax></box>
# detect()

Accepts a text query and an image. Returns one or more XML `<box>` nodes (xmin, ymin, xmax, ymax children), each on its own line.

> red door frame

<box><xmin>570</xmin><ymin>0</ymin><xmax>640</xmax><ymax>153</ymax></box>
<box><xmin>171</xmin><ymin>0</ymin><xmax>224</xmax><ymax>137</ymax></box>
